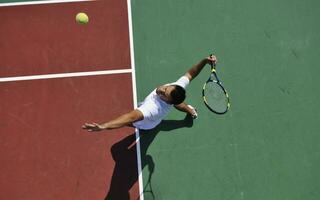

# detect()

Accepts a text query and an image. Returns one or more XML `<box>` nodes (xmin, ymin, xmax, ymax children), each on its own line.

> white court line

<box><xmin>127</xmin><ymin>0</ymin><xmax>144</xmax><ymax>199</ymax></box>
<box><xmin>0</xmin><ymin>69</ymin><xmax>132</xmax><ymax>82</ymax></box>
<box><xmin>0</xmin><ymin>0</ymin><xmax>94</xmax><ymax>7</ymax></box>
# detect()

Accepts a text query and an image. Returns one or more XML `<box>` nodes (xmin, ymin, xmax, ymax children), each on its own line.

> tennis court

<box><xmin>1</xmin><ymin>0</ymin><xmax>320</xmax><ymax>200</ymax></box>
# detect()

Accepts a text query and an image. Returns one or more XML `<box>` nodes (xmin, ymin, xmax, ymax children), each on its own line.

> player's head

<box><xmin>156</xmin><ymin>85</ymin><xmax>186</xmax><ymax>105</ymax></box>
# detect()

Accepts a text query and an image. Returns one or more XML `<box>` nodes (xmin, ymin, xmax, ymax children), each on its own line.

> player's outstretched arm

<box><xmin>82</xmin><ymin>109</ymin><xmax>144</xmax><ymax>131</ymax></box>
<box><xmin>185</xmin><ymin>54</ymin><xmax>217</xmax><ymax>81</ymax></box>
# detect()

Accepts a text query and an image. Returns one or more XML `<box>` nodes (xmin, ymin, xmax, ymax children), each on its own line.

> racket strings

<box><xmin>204</xmin><ymin>81</ymin><xmax>228</xmax><ymax>113</ymax></box>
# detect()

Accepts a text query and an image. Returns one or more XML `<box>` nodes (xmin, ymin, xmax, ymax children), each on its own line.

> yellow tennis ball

<box><xmin>76</xmin><ymin>12</ymin><xmax>89</xmax><ymax>25</ymax></box>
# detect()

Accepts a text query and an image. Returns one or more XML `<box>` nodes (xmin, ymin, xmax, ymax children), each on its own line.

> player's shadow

<box><xmin>105</xmin><ymin>115</ymin><xmax>194</xmax><ymax>200</ymax></box>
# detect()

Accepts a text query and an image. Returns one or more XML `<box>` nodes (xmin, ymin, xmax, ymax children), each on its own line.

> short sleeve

<box><xmin>171</xmin><ymin>76</ymin><xmax>190</xmax><ymax>89</ymax></box>
<box><xmin>136</xmin><ymin>101</ymin><xmax>154</xmax><ymax>120</ymax></box>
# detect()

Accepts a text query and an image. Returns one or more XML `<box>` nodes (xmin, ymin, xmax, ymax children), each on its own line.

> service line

<box><xmin>0</xmin><ymin>69</ymin><xmax>132</xmax><ymax>82</ymax></box>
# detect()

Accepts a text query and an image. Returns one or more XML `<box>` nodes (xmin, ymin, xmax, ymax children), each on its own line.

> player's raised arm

<box><xmin>184</xmin><ymin>54</ymin><xmax>217</xmax><ymax>81</ymax></box>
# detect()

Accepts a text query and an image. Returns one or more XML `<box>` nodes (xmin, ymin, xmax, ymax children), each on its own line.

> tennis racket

<box><xmin>202</xmin><ymin>58</ymin><xmax>230</xmax><ymax>114</ymax></box>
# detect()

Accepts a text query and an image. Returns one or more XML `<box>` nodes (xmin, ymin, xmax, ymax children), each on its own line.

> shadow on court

<box><xmin>105</xmin><ymin>115</ymin><xmax>194</xmax><ymax>200</ymax></box>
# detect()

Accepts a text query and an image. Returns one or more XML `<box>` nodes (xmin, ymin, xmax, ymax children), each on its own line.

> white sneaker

<box><xmin>187</xmin><ymin>105</ymin><xmax>198</xmax><ymax>119</ymax></box>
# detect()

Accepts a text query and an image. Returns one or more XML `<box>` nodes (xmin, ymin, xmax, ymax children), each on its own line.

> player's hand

<box><xmin>187</xmin><ymin>105</ymin><xmax>198</xmax><ymax>119</ymax></box>
<box><xmin>82</xmin><ymin>123</ymin><xmax>105</xmax><ymax>132</ymax></box>
<box><xmin>206</xmin><ymin>54</ymin><xmax>217</xmax><ymax>66</ymax></box>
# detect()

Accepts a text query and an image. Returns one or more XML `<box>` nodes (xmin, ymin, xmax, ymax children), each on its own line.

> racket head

<box><xmin>202</xmin><ymin>80</ymin><xmax>230</xmax><ymax>114</ymax></box>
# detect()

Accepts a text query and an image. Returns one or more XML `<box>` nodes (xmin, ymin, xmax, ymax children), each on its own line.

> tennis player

<box><xmin>82</xmin><ymin>54</ymin><xmax>217</xmax><ymax>131</ymax></box>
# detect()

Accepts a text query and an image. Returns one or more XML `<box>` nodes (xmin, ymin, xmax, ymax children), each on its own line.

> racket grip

<box><xmin>209</xmin><ymin>54</ymin><xmax>216</xmax><ymax>68</ymax></box>
<box><xmin>210</xmin><ymin>62</ymin><xmax>216</xmax><ymax>72</ymax></box>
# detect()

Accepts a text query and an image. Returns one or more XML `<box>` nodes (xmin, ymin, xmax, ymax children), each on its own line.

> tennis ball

<box><xmin>76</xmin><ymin>12</ymin><xmax>89</xmax><ymax>25</ymax></box>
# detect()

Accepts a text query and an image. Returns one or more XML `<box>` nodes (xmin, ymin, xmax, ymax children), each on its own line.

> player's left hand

<box><xmin>187</xmin><ymin>105</ymin><xmax>198</xmax><ymax>119</ymax></box>
<box><xmin>207</xmin><ymin>54</ymin><xmax>217</xmax><ymax>66</ymax></box>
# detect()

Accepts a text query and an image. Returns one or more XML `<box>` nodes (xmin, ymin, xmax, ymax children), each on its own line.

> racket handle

<box><xmin>209</xmin><ymin>54</ymin><xmax>216</xmax><ymax>68</ymax></box>
<box><xmin>210</xmin><ymin>61</ymin><xmax>216</xmax><ymax>73</ymax></box>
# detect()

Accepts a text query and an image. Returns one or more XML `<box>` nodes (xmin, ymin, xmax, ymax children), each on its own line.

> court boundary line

<box><xmin>0</xmin><ymin>0</ymin><xmax>94</xmax><ymax>7</ymax></box>
<box><xmin>0</xmin><ymin>69</ymin><xmax>132</xmax><ymax>82</ymax></box>
<box><xmin>127</xmin><ymin>0</ymin><xmax>144</xmax><ymax>199</ymax></box>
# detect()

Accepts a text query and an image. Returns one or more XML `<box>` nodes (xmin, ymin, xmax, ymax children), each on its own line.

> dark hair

<box><xmin>170</xmin><ymin>85</ymin><xmax>186</xmax><ymax>105</ymax></box>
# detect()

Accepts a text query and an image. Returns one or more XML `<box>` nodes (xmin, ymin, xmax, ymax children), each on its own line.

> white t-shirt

<box><xmin>133</xmin><ymin>76</ymin><xmax>190</xmax><ymax>130</ymax></box>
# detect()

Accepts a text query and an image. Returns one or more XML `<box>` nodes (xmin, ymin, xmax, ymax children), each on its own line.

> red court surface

<box><xmin>0</xmin><ymin>0</ymin><xmax>130</xmax><ymax>77</ymax></box>
<box><xmin>0</xmin><ymin>74</ymin><xmax>140</xmax><ymax>200</ymax></box>
<box><xmin>0</xmin><ymin>0</ymin><xmax>140</xmax><ymax>199</ymax></box>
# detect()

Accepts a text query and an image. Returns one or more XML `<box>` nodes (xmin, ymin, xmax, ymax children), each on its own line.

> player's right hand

<box><xmin>82</xmin><ymin>123</ymin><xmax>104</xmax><ymax>132</ymax></box>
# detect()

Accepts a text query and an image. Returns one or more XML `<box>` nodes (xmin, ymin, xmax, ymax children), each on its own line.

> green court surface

<box><xmin>132</xmin><ymin>0</ymin><xmax>320</xmax><ymax>199</ymax></box>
